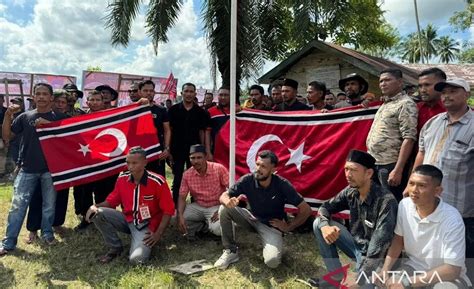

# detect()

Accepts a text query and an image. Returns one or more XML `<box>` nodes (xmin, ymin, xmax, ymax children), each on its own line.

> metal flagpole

<box><xmin>229</xmin><ymin>0</ymin><xmax>237</xmax><ymax>186</ymax></box>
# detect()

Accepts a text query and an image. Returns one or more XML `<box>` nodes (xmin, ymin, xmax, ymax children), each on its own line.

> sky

<box><xmin>0</xmin><ymin>0</ymin><xmax>472</xmax><ymax>90</ymax></box>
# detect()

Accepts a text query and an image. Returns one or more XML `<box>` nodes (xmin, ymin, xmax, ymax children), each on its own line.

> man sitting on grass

<box><xmin>85</xmin><ymin>146</ymin><xmax>174</xmax><ymax>264</ymax></box>
<box><xmin>310</xmin><ymin>150</ymin><xmax>398</xmax><ymax>288</ymax></box>
<box><xmin>214</xmin><ymin>150</ymin><xmax>311</xmax><ymax>269</ymax></box>
<box><xmin>177</xmin><ymin>144</ymin><xmax>229</xmax><ymax>240</ymax></box>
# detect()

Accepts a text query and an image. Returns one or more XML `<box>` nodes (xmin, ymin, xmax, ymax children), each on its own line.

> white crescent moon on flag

<box><xmin>94</xmin><ymin>128</ymin><xmax>128</xmax><ymax>158</ymax></box>
<box><xmin>246</xmin><ymin>134</ymin><xmax>283</xmax><ymax>172</ymax></box>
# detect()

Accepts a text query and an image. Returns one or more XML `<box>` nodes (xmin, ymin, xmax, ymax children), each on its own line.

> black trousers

<box><xmin>73</xmin><ymin>175</ymin><xmax>118</xmax><ymax>216</ymax></box>
<box><xmin>147</xmin><ymin>159</ymin><xmax>166</xmax><ymax>177</ymax></box>
<box><xmin>26</xmin><ymin>185</ymin><xmax>69</xmax><ymax>231</ymax></box>
<box><xmin>464</xmin><ymin>217</ymin><xmax>474</xmax><ymax>283</ymax></box>
<box><xmin>171</xmin><ymin>151</ymin><xmax>191</xmax><ymax>205</ymax></box>
<box><xmin>373</xmin><ymin>163</ymin><xmax>410</xmax><ymax>202</ymax></box>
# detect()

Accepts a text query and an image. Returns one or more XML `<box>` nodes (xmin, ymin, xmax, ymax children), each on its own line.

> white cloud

<box><xmin>381</xmin><ymin>0</ymin><xmax>468</xmax><ymax>35</ymax></box>
<box><xmin>10</xmin><ymin>0</ymin><xmax>26</xmax><ymax>8</ymax></box>
<box><xmin>0</xmin><ymin>0</ymin><xmax>214</xmax><ymax>90</ymax></box>
<box><xmin>113</xmin><ymin>0</ymin><xmax>214</xmax><ymax>89</ymax></box>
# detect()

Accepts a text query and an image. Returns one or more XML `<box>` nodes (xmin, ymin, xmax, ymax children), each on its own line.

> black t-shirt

<box><xmin>168</xmin><ymin>102</ymin><xmax>210</xmax><ymax>153</ymax></box>
<box><xmin>228</xmin><ymin>173</ymin><xmax>304</xmax><ymax>225</ymax></box>
<box><xmin>282</xmin><ymin>99</ymin><xmax>311</xmax><ymax>111</ymax></box>
<box><xmin>11</xmin><ymin>109</ymin><xmax>67</xmax><ymax>173</ymax></box>
<box><xmin>149</xmin><ymin>104</ymin><xmax>169</xmax><ymax>146</ymax></box>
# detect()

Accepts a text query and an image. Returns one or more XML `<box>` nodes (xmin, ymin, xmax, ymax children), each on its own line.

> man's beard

<box><xmin>347</xmin><ymin>91</ymin><xmax>360</xmax><ymax>100</ymax></box>
<box><xmin>254</xmin><ymin>172</ymin><xmax>270</xmax><ymax>181</ymax></box>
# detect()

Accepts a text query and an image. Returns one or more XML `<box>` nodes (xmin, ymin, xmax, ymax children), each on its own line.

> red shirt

<box><xmin>417</xmin><ymin>100</ymin><xmax>446</xmax><ymax>132</ymax></box>
<box><xmin>179</xmin><ymin>161</ymin><xmax>229</xmax><ymax>207</ymax></box>
<box><xmin>106</xmin><ymin>170</ymin><xmax>175</xmax><ymax>232</ymax></box>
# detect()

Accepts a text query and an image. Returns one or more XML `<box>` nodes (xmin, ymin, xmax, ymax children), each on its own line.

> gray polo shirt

<box><xmin>419</xmin><ymin>109</ymin><xmax>474</xmax><ymax>218</ymax></box>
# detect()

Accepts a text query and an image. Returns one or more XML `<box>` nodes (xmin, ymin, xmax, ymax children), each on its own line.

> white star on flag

<box><xmin>285</xmin><ymin>142</ymin><xmax>311</xmax><ymax>173</ymax></box>
<box><xmin>77</xmin><ymin>143</ymin><xmax>92</xmax><ymax>157</ymax></box>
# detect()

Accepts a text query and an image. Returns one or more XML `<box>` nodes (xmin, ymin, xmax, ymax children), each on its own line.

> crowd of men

<box><xmin>0</xmin><ymin>65</ymin><xmax>472</xmax><ymax>288</ymax></box>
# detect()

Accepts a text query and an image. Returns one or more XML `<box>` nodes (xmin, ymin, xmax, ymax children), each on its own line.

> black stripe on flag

<box><xmin>37</xmin><ymin>106</ymin><xmax>151</xmax><ymax>138</ymax></box>
<box><xmin>52</xmin><ymin>146</ymin><xmax>161</xmax><ymax>183</ymax></box>
<box><xmin>236</xmin><ymin>107</ymin><xmax>377</xmax><ymax>122</ymax></box>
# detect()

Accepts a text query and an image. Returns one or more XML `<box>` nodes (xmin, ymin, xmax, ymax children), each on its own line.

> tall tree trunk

<box><xmin>414</xmin><ymin>0</ymin><xmax>425</xmax><ymax>63</ymax></box>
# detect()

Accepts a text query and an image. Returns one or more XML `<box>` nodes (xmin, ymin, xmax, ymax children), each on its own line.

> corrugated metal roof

<box><xmin>403</xmin><ymin>64</ymin><xmax>474</xmax><ymax>87</ymax></box>
<box><xmin>258</xmin><ymin>40</ymin><xmax>420</xmax><ymax>84</ymax></box>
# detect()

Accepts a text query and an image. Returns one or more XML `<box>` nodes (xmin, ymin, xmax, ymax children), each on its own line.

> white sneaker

<box><xmin>214</xmin><ymin>249</ymin><xmax>239</xmax><ymax>269</ymax></box>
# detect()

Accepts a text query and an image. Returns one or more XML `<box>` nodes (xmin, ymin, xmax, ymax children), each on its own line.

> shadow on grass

<box><xmin>0</xmin><ymin>262</ymin><xmax>15</xmax><ymax>288</ymax></box>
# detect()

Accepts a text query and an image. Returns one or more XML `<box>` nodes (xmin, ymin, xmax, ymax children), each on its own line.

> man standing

<box><xmin>177</xmin><ymin>145</ymin><xmax>229</xmax><ymax>239</ymax></box>
<box><xmin>138</xmin><ymin>80</ymin><xmax>170</xmax><ymax>177</ymax></box>
<box><xmin>310</xmin><ymin>150</ymin><xmax>398</xmax><ymax>288</ymax></box>
<box><xmin>324</xmin><ymin>91</ymin><xmax>336</xmax><ymax>107</ymax></box>
<box><xmin>203</xmin><ymin>92</ymin><xmax>216</xmax><ymax>110</ymax></box>
<box><xmin>207</xmin><ymin>86</ymin><xmax>233</xmax><ymax>154</ymax></box>
<box><xmin>26</xmin><ymin>89</ymin><xmax>72</xmax><ymax>241</ymax></box>
<box><xmin>416</xmin><ymin>68</ymin><xmax>447</xmax><ymax>132</ymax></box>
<box><xmin>214</xmin><ymin>150</ymin><xmax>311</xmax><ymax>269</ymax></box>
<box><xmin>168</xmin><ymin>83</ymin><xmax>210</xmax><ymax>205</ymax></box>
<box><xmin>335</xmin><ymin>73</ymin><xmax>369</xmax><ymax>108</ymax></box>
<box><xmin>0</xmin><ymin>83</ymin><xmax>67</xmax><ymax>255</ymax></box>
<box><xmin>95</xmin><ymin>85</ymin><xmax>118</xmax><ymax>109</ymax></box>
<box><xmin>249</xmin><ymin>85</ymin><xmax>268</xmax><ymax>111</ymax></box>
<box><xmin>307</xmin><ymin>81</ymin><xmax>333</xmax><ymax>110</ymax></box>
<box><xmin>378</xmin><ymin>165</ymin><xmax>471</xmax><ymax>289</ymax></box>
<box><xmin>271</xmin><ymin>84</ymin><xmax>283</xmax><ymax>111</ymax></box>
<box><xmin>165</xmin><ymin>99</ymin><xmax>172</xmax><ymax>111</ymax></box>
<box><xmin>280</xmin><ymin>79</ymin><xmax>310</xmax><ymax>111</ymax></box>
<box><xmin>366</xmin><ymin>68</ymin><xmax>418</xmax><ymax>201</ymax></box>
<box><xmin>63</xmin><ymin>83</ymin><xmax>85</xmax><ymax>116</ymax></box>
<box><xmin>128</xmin><ymin>82</ymin><xmax>140</xmax><ymax>103</ymax></box>
<box><xmin>414</xmin><ymin>77</ymin><xmax>474</xmax><ymax>281</ymax></box>
<box><xmin>86</xmin><ymin>146</ymin><xmax>174</xmax><ymax>264</ymax></box>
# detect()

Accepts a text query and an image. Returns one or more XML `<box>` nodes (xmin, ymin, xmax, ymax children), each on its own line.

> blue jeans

<box><xmin>1</xmin><ymin>170</ymin><xmax>57</xmax><ymax>250</ymax></box>
<box><xmin>313</xmin><ymin>218</ymin><xmax>363</xmax><ymax>274</ymax></box>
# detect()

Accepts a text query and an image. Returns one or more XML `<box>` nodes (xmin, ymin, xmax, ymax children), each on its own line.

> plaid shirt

<box><xmin>419</xmin><ymin>109</ymin><xmax>474</xmax><ymax>217</ymax></box>
<box><xmin>179</xmin><ymin>161</ymin><xmax>229</xmax><ymax>207</ymax></box>
<box><xmin>318</xmin><ymin>181</ymin><xmax>398</xmax><ymax>273</ymax></box>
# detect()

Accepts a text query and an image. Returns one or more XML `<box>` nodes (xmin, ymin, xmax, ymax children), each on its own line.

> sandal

<box><xmin>0</xmin><ymin>247</ymin><xmax>9</xmax><ymax>257</ymax></box>
<box><xmin>98</xmin><ymin>249</ymin><xmax>122</xmax><ymax>264</ymax></box>
<box><xmin>25</xmin><ymin>231</ymin><xmax>38</xmax><ymax>244</ymax></box>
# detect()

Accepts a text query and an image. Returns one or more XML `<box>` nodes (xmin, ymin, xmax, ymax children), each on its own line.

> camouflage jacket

<box><xmin>366</xmin><ymin>92</ymin><xmax>418</xmax><ymax>165</ymax></box>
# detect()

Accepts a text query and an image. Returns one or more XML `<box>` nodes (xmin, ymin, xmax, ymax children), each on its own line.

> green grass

<box><xmin>0</xmin><ymin>173</ymin><xmax>345</xmax><ymax>288</ymax></box>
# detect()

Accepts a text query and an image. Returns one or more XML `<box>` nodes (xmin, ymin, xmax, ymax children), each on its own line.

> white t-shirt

<box><xmin>395</xmin><ymin>197</ymin><xmax>470</xmax><ymax>284</ymax></box>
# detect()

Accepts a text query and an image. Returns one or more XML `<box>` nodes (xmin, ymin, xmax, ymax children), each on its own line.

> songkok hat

<box><xmin>189</xmin><ymin>144</ymin><xmax>206</xmax><ymax>155</ymax></box>
<box><xmin>346</xmin><ymin>150</ymin><xmax>375</xmax><ymax>169</ymax></box>
<box><xmin>283</xmin><ymin>78</ymin><xmax>298</xmax><ymax>90</ymax></box>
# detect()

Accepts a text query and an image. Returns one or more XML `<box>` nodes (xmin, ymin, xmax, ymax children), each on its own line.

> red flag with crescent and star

<box><xmin>37</xmin><ymin>104</ymin><xmax>161</xmax><ymax>190</ymax></box>
<box><xmin>214</xmin><ymin>105</ymin><xmax>379</xmax><ymax>216</ymax></box>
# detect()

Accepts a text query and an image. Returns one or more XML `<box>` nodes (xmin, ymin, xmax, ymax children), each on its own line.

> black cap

<box><xmin>346</xmin><ymin>150</ymin><xmax>375</xmax><ymax>169</ymax></box>
<box><xmin>283</xmin><ymin>78</ymin><xmax>298</xmax><ymax>90</ymax></box>
<box><xmin>95</xmin><ymin>85</ymin><xmax>118</xmax><ymax>101</ymax></box>
<box><xmin>189</xmin><ymin>144</ymin><xmax>206</xmax><ymax>155</ymax></box>
<box><xmin>63</xmin><ymin>83</ymin><xmax>84</xmax><ymax>98</ymax></box>
<box><xmin>10</xmin><ymin>98</ymin><xmax>23</xmax><ymax>103</ymax></box>
<box><xmin>338</xmin><ymin>73</ymin><xmax>369</xmax><ymax>95</ymax></box>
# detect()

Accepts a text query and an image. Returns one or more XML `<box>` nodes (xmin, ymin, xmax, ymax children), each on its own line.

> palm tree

<box><xmin>422</xmin><ymin>24</ymin><xmax>440</xmax><ymax>63</ymax></box>
<box><xmin>400</xmin><ymin>33</ymin><xmax>422</xmax><ymax>63</ymax></box>
<box><xmin>437</xmin><ymin>36</ymin><xmax>460</xmax><ymax>63</ymax></box>
<box><xmin>104</xmin><ymin>0</ymin><xmax>394</xmax><ymax>86</ymax></box>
